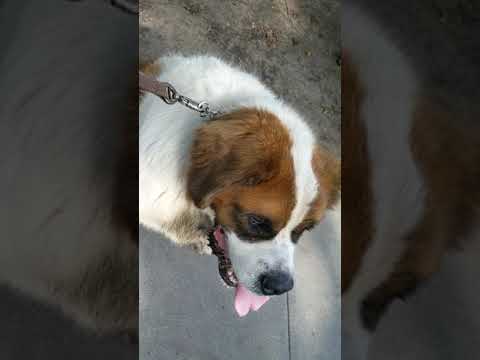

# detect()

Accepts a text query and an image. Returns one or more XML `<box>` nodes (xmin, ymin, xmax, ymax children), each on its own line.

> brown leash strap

<box><xmin>139</xmin><ymin>72</ymin><xmax>177</xmax><ymax>104</ymax></box>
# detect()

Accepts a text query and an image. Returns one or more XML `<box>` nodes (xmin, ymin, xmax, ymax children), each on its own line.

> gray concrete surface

<box><xmin>140</xmin><ymin>209</ymin><xmax>340</xmax><ymax>360</ymax></box>
<box><xmin>139</xmin><ymin>1</ymin><xmax>341</xmax><ymax>359</ymax></box>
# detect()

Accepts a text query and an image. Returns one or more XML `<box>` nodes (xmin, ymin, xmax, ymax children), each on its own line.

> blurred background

<box><xmin>345</xmin><ymin>1</ymin><xmax>480</xmax><ymax>359</ymax></box>
<box><xmin>0</xmin><ymin>1</ymin><xmax>137</xmax><ymax>358</ymax></box>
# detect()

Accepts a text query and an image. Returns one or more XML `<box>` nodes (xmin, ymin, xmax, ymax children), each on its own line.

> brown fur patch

<box><xmin>187</xmin><ymin>108</ymin><xmax>296</xmax><ymax>234</ymax></box>
<box><xmin>411</xmin><ymin>97</ymin><xmax>480</xmax><ymax>250</ymax></box>
<box><xmin>341</xmin><ymin>52</ymin><xmax>374</xmax><ymax>293</ymax></box>
<box><xmin>139</xmin><ymin>61</ymin><xmax>161</xmax><ymax>77</ymax></box>
<box><xmin>292</xmin><ymin>145</ymin><xmax>341</xmax><ymax>241</ymax></box>
<box><xmin>309</xmin><ymin>145</ymin><xmax>341</xmax><ymax>216</ymax></box>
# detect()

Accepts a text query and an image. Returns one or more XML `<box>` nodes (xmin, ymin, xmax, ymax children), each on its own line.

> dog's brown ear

<box><xmin>187</xmin><ymin>109</ymin><xmax>292</xmax><ymax>208</ymax></box>
<box><xmin>186</xmin><ymin>120</ymin><xmax>237</xmax><ymax>208</ymax></box>
<box><xmin>312</xmin><ymin>145</ymin><xmax>341</xmax><ymax>210</ymax></box>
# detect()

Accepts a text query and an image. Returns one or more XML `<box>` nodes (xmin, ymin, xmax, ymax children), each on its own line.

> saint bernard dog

<box><xmin>342</xmin><ymin>4</ymin><xmax>480</xmax><ymax>359</ymax></box>
<box><xmin>139</xmin><ymin>55</ymin><xmax>340</xmax><ymax>314</ymax></box>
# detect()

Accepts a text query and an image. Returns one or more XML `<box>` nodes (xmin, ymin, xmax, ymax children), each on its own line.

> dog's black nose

<box><xmin>260</xmin><ymin>271</ymin><xmax>294</xmax><ymax>295</ymax></box>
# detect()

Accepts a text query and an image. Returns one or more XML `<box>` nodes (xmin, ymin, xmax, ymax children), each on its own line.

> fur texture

<box><xmin>139</xmin><ymin>55</ymin><xmax>340</xmax><ymax>295</ymax></box>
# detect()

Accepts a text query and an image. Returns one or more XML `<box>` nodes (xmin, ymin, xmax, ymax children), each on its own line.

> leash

<box><xmin>139</xmin><ymin>72</ymin><xmax>220</xmax><ymax>119</ymax></box>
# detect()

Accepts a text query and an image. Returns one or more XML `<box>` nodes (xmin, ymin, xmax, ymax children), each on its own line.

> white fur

<box><xmin>139</xmin><ymin>55</ymin><xmax>320</xmax><ymax>293</ymax></box>
<box><xmin>342</xmin><ymin>5</ymin><xmax>425</xmax><ymax>359</ymax></box>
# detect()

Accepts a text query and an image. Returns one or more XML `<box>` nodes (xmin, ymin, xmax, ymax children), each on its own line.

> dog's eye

<box><xmin>247</xmin><ymin>214</ymin><xmax>272</xmax><ymax>235</ymax></box>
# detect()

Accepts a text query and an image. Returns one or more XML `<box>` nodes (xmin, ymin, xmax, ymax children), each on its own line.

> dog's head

<box><xmin>187</xmin><ymin>108</ymin><xmax>339</xmax><ymax>296</ymax></box>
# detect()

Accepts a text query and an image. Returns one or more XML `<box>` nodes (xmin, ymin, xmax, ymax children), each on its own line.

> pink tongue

<box><xmin>213</xmin><ymin>228</ymin><xmax>270</xmax><ymax>317</ymax></box>
<box><xmin>234</xmin><ymin>284</ymin><xmax>270</xmax><ymax>317</ymax></box>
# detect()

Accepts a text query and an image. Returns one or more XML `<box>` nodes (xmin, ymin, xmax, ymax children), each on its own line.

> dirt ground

<box><xmin>140</xmin><ymin>0</ymin><xmax>341</xmax><ymax>156</ymax></box>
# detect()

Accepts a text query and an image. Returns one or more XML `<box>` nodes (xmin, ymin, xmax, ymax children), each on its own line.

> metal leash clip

<box><xmin>176</xmin><ymin>95</ymin><xmax>218</xmax><ymax>118</ymax></box>
<box><xmin>162</xmin><ymin>84</ymin><xmax>179</xmax><ymax>105</ymax></box>
<box><xmin>139</xmin><ymin>72</ymin><xmax>220</xmax><ymax>118</ymax></box>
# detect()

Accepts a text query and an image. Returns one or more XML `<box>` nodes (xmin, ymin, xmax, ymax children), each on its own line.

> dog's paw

<box><xmin>189</xmin><ymin>234</ymin><xmax>212</xmax><ymax>255</ymax></box>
